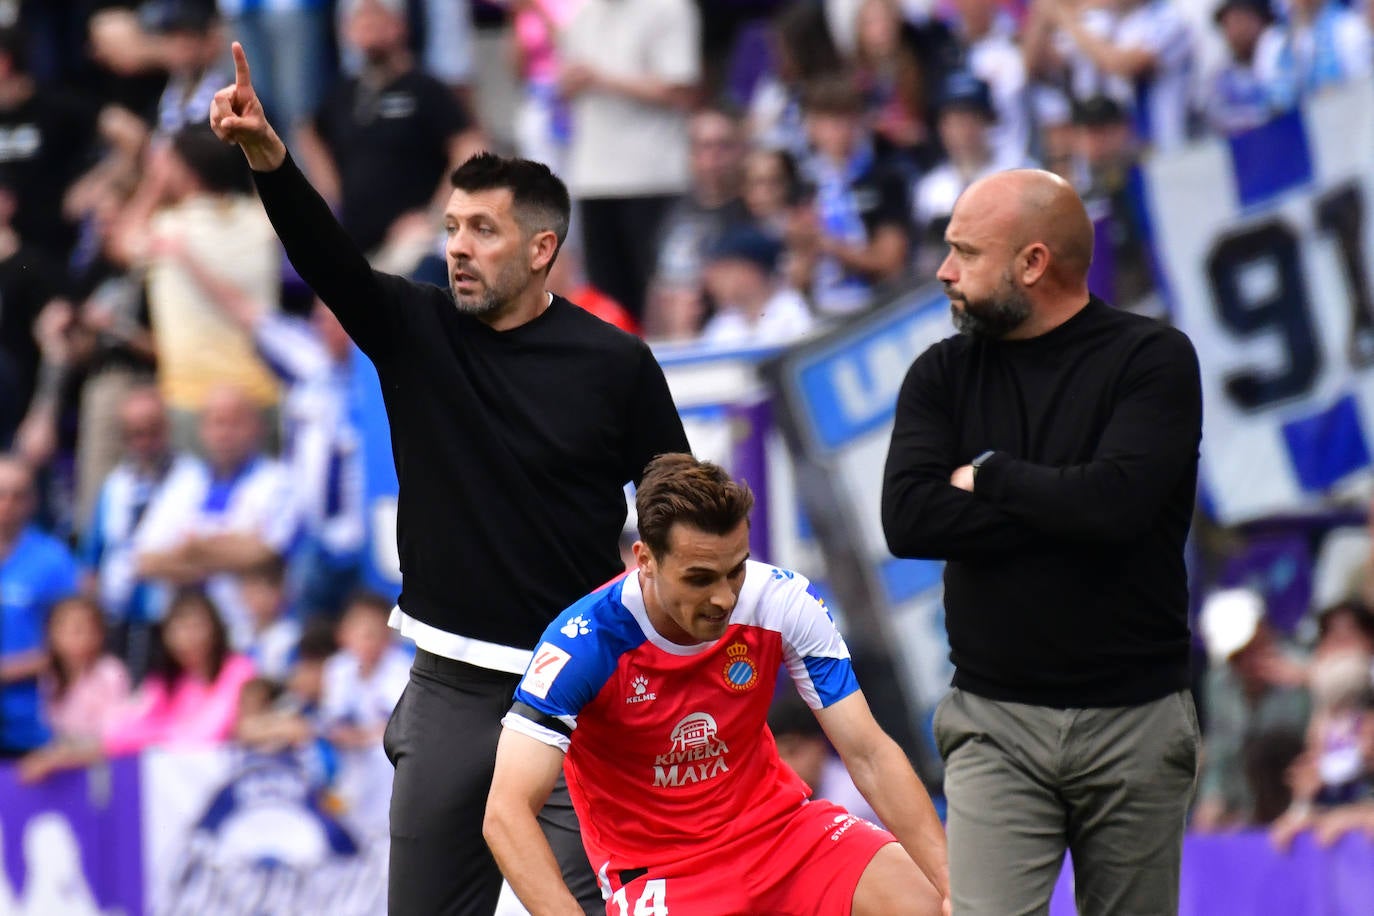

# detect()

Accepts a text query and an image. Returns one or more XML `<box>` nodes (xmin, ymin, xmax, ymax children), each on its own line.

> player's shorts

<box><xmin>602</xmin><ymin>798</ymin><xmax>896</xmax><ymax>916</ymax></box>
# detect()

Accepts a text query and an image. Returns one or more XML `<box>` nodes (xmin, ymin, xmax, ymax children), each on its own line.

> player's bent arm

<box><xmin>484</xmin><ymin>727</ymin><xmax>587</xmax><ymax>916</ymax></box>
<box><xmin>815</xmin><ymin>692</ymin><xmax>950</xmax><ymax>903</ymax></box>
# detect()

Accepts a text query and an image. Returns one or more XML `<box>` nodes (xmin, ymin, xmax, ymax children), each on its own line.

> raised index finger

<box><xmin>232</xmin><ymin>42</ymin><xmax>252</xmax><ymax>91</ymax></box>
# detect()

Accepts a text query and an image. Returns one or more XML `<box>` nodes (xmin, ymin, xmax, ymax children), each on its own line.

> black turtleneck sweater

<box><xmin>254</xmin><ymin>156</ymin><xmax>688</xmax><ymax>650</ymax></box>
<box><xmin>882</xmin><ymin>297</ymin><xmax>1202</xmax><ymax>707</ymax></box>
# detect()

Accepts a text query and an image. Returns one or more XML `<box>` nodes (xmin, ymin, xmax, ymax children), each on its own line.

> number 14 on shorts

<box><xmin>610</xmin><ymin>878</ymin><xmax>668</xmax><ymax>915</ymax></box>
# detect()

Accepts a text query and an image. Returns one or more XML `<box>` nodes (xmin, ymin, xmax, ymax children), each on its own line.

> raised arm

<box><xmin>484</xmin><ymin>728</ymin><xmax>587</xmax><ymax>916</ymax></box>
<box><xmin>209</xmin><ymin>42</ymin><xmax>399</xmax><ymax>357</ymax></box>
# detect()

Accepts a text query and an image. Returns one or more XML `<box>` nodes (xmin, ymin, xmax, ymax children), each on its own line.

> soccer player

<box><xmin>485</xmin><ymin>454</ymin><xmax>950</xmax><ymax>916</ymax></box>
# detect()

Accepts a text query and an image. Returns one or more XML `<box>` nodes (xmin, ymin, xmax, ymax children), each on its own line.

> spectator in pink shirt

<box><xmin>104</xmin><ymin>589</ymin><xmax>255</xmax><ymax>754</ymax></box>
<box><xmin>41</xmin><ymin>597</ymin><xmax>131</xmax><ymax>743</ymax></box>
<box><xmin>19</xmin><ymin>589</ymin><xmax>254</xmax><ymax>781</ymax></box>
<box><xmin>14</xmin><ymin>595</ymin><xmax>133</xmax><ymax>785</ymax></box>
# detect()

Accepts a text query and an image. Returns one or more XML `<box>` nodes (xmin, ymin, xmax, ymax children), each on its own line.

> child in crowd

<box><xmin>239</xmin><ymin>556</ymin><xmax>301</xmax><ymax>681</ymax></box>
<box><xmin>19</xmin><ymin>589</ymin><xmax>255</xmax><ymax>780</ymax></box>
<box><xmin>41</xmin><ymin>596</ymin><xmax>131</xmax><ymax>743</ymax></box>
<box><xmin>103</xmin><ymin>588</ymin><xmax>257</xmax><ymax>754</ymax></box>
<box><xmin>320</xmin><ymin>591</ymin><xmax>411</xmax><ymax>839</ymax></box>
<box><xmin>1271</xmin><ymin>600</ymin><xmax>1374</xmax><ymax>848</ymax></box>
<box><xmin>16</xmin><ymin>597</ymin><xmax>131</xmax><ymax>782</ymax></box>
<box><xmin>235</xmin><ymin>615</ymin><xmax>337</xmax><ymax>754</ymax></box>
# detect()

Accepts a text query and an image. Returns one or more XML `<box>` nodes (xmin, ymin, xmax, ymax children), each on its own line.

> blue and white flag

<box><xmin>1140</xmin><ymin>80</ymin><xmax>1374</xmax><ymax>525</ymax></box>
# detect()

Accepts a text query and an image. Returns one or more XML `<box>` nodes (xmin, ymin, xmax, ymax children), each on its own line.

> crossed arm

<box><xmin>137</xmin><ymin>533</ymin><xmax>279</xmax><ymax>584</ymax></box>
<box><xmin>883</xmin><ymin>331</ymin><xmax>1201</xmax><ymax>557</ymax></box>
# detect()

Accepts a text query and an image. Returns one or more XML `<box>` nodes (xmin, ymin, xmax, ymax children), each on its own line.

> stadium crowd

<box><xmin>2</xmin><ymin>0</ymin><xmax>1374</xmax><ymax>862</ymax></box>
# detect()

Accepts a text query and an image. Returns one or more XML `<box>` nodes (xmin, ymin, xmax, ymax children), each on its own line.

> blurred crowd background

<box><xmin>2</xmin><ymin>0</ymin><xmax>1374</xmax><ymax>862</ymax></box>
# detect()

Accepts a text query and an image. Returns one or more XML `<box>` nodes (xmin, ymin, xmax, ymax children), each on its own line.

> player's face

<box><xmin>443</xmin><ymin>187</ymin><xmax>533</xmax><ymax>320</ymax></box>
<box><xmin>637</xmin><ymin>520</ymin><xmax>751</xmax><ymax>645</ymax></box>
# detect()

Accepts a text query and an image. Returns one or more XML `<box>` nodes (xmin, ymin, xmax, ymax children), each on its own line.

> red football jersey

<box><xmin>506</xmin><ymin>561</ymin><xmax>861</xmax><ymax>876</ymax></box>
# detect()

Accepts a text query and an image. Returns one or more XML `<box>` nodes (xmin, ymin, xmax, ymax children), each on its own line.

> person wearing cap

<box><xmin>1203</xmin><ymin>0</ymin><xmax>1285</xmax><ymax>135</ymax></box>
<box><xmin>1193</xmin><ymin>587</ymin><xmax>1310</xmax><ymax>832</ymax></box>
<box><xmin>1066</xmin><ymin>95</ymin><xmax>1155</xmax><ymax>309</ymax></box>
<box><xmin>792</xmin><ymin>74</ymin><xmax>912</xmax><ymax>317</ymax></box>
<box><xmin>882</xmin><ymin>168</ymin><xmax>1203</xmax><ymax>914</ymax></box>
<box><xmin>699</xmin><ymin>224</ymin><xmax>818</xmax><ymax>349</ymax></box>
<box><xmin>912</xmin><ymin>71</ymin><xmax>1032</xmax><ymax>272</ymax></box>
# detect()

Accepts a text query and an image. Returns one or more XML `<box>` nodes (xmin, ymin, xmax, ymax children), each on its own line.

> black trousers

<box><xmin>576</xmin><ymin>194</ymin><xmax>678</xmax><ymax>322</ymax></box>
<box><xmin>384</xmin><ymin>649</ymin><xmax>602</xmax><ymax>915</ymax></box>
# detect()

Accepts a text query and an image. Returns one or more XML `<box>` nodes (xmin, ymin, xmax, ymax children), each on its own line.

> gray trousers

<box><xmin>384</xmin><ymin>649</ymin><xmax>602</xmax><ymax>916</ymax></box>
<box><xmin>934</xmin><ymin>687</ymin><xmax>1200</xmax><ymax>916</ymax></box>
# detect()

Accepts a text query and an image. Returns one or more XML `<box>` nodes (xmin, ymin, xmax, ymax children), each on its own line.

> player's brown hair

<box><xmin>635</xmin><ymin>454</ymin><xmax>754</xmax><ymax>558</ymax></box>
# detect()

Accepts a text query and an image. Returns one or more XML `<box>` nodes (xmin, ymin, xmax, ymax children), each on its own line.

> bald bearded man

<box><xmin>881</xmin><ymin>170</ymin><xmax>1203</xmax><ymax>915</ymax></box>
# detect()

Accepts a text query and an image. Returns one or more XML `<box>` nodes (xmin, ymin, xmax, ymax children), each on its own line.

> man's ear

<box><xmin>530</xmin><ymin>230</ymin><xmax>559</xmax><ymax>274</ymax></box>
<box><xmin>1020</xmin><ymin>242</ymin><xmax>1050</xmax><ymax>286</ymax></box>
<box><xmin>631</xmin><ymin>541</ymin><xmax>654</xmax><ymax>576</ymax></box>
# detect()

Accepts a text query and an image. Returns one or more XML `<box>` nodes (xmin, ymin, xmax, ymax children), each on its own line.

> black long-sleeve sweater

<box><xmin>882</xmin><ymin>298</ymin><xmax>1202</xmax><ymax>707</ymax></box>
<box><xmin>253</xmin><ymin>156</ymin><xmax>689</xmax><ymax>649</ymax></box>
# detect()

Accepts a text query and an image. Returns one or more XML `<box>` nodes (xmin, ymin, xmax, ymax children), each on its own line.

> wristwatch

<box><xmin>970</xmin><ymin>450</ymin><xmax>997</xmax><ymax>485</ymax></box>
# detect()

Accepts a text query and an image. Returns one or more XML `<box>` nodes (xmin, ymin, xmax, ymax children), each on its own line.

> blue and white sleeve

<box><xmin>504</xmin><ymin>600</ymin><xmax>621</xmax><ymax>752</ymax></box>
<box><xmin>779</xmin><ymin>577</ymin><xmax>860</xmax><ymax>710</ymax></box>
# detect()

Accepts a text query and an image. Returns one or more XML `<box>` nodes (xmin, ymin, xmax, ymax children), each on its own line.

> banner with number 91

<box><xmin>1141</xmin><ymin>80</ymin><xmax>1374</xmax><ymax>525</ymax></box>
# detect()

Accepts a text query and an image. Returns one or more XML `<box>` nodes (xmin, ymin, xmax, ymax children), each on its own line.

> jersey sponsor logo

<box><xmin>560</xmin><ymin>615</ymin><xmax>591</xmax><ymax>638</ymax></box>
<box><xmin>524</xmin><ymin>642</ymin><xmax>572</xmax><ymax>699</ymax></box>
<box><xmin>626</xmin><ymin>674</ymin><xmax>657</xmax><ymax>705</ymax></box>
<box><xmin>653</xmin><ymin>712</ymin><xmax>730</xmax><ymax>787</ymax></box>
<box><xmin>721</xmin><ymin>641</ymin><xmax>759</xmax><ymax>691</ymax></box>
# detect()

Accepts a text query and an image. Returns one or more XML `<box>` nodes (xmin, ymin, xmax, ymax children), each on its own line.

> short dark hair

<box><xmin>693</xmin><ymin>98</ymin><xmax>745</xmax><ymax>125</ymax></box>
<box><xmin>342</xmin><ymin>588</ymin><xmax>394</xmax><ymax>621</ymax></box>
<box><xmin>1317</xmin><ymin>599</ymin><xmax>1374</xmax><ymax>644</ymax></box>
<box><xmin>635</xmin><ymin>454</ymin><xmax>754</xmax><ymax>558</ymax></box>
<box><xmin>171</xmin><ymin>125</ymin><xmax>253</xmax><ymax>195</ymax></box>
<box><xmin>296</xmin><ymin>614</ymin><xmax>340</xmax><ymax>662</ymax></box>
<box><xmin>802</xmin><ymin>74</ymin><xmax>864</xmax><ymax>117</ymax></box>
<box><xmin>449</xmin><ymin>152</ymin><xmax>571</xmax><ymax>259</ymax></box>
